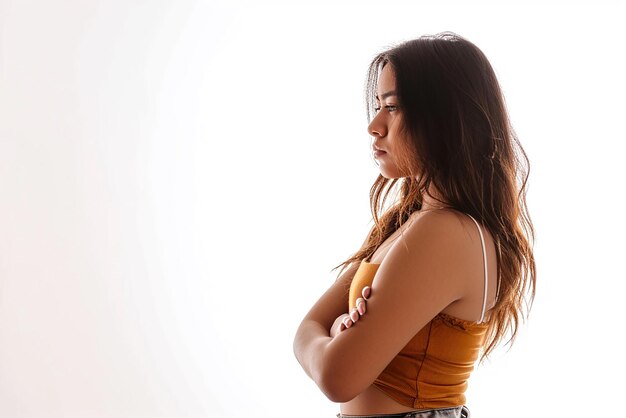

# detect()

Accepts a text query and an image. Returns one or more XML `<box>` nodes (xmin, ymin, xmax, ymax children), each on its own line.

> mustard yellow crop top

<box><xmin>347</xmin><ymin>214</ymin><xmax>490</xmax><ymax>409</ymax></box>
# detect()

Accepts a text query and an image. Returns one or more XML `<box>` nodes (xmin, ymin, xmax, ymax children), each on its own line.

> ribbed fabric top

<box><xmin>348</xmin><ymin>259</ymin><xmax>488</xmax><ymax>409</ymax></box>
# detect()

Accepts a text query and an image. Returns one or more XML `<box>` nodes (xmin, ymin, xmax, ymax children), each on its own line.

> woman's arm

<box><xmin>293</xmin><ymin>227</ymin><xmax>374</xmax><ymax>386</ymax></box>
<box><xmin>293</xmin><ymin>210</ymin><xmax>480</xmax><ymax>402</ymax></box>
<box><xmin>292</xmin><ymin>259</ymin><xmax>359</xmax><ymax>381</ymax></box>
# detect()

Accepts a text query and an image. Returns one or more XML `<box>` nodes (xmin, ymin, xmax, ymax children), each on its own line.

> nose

<box><xmin>367</xmin><ymin>113</ymin><xmax>386</xmax><ymax>138</ymax></box>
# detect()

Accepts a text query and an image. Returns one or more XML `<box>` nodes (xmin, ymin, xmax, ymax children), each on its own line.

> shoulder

<box><xmin>399</xmin><ymin>208</ymin><xmax>496</xmax><ymax>315</ymax></box>
<box><xmin>382</xmin><ymin>208</ymin><xmax>486</xmax><ymax>296</ymax></box>
<box><xmin>399</xmin><ymin>208</ymin><xmax>480</xmax><ymax>253</ymax></box>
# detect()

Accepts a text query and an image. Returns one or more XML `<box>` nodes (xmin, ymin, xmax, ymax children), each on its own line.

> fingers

<box><xmin>341</xmin><ymin>288</ymin><xmax>372</xmax><ymax>332</ymax></box>
<box><xmin>333</xmin><ymin>313</ymin><xmax>350</xmax><ymax>337</ymax></box>
<box><xmin>356</xmin><ymin>298</ymin><xmax>366</xmax><ymax>315</ymax></box>
<box><xmin>362</xmin><ymin>286</ymin><xmax>371</xmax><ymax>300</ymax></box>
<box><xmin>350</xmin><ymin>307</ymin><xmax>359</xmax><ymax>322</ymax></box>
<box><xmin>342</xmin><ymin>315</ymin><xmax>353</xmax><ymax>329</ymax></box>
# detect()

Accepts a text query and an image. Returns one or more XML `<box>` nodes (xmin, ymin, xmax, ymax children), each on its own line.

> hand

<box><xmin>329</xmin><ymin>286</ymin><xmax>371</xmax><ymax>338</ymax></box>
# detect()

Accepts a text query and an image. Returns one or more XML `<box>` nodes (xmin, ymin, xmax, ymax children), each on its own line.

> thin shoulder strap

<box><xmin>465</xmin><ymin>213</ymin><xmax>488</xmax><ymax>323</ymax></box>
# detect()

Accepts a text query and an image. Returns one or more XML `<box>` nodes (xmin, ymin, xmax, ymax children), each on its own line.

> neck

<box><xmin>420</xmin><ymin>187</ymin><xmax>450</xmax><ymax>212</ymax></box>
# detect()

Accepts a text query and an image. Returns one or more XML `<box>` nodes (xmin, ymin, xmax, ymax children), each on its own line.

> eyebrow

<box><xmin>375</xmin><ymin>90</ymin><xmax>397</xmax><ymax>101</ymax></box>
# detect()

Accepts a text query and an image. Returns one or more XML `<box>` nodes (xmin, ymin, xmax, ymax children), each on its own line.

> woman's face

<box><xmin>367</xmin><ymin>63</ymin><xmax>409</xmax><ymax>178</ymax></box>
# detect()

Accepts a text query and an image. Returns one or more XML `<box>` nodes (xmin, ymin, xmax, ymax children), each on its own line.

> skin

<box><xmin>368</xmin><ymin>63</ymin><xmax>407</xmax><ymax>180</ymax></box>
<box><xmin>293</xmin><ymin>63</ymin><xmax>498</xmax><ymax>415</ymax></box>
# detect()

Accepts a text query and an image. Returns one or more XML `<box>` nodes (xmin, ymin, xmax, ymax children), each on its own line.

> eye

<box><xmin>374</xmin><ymin>105</ymin><xmax>398</xmax><ymax>113</ymax></box>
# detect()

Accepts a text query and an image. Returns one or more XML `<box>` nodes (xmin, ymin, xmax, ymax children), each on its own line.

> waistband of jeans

<box><xmin>336</xmin><ymin>405</ymin><xmax>469</xmax><ymax>418</ymax></box>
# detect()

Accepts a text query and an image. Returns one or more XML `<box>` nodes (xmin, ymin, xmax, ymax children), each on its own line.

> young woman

<box><xmin>293</xmin><ymin>32</ymin><xmax>536</xmax><ymax>418</ymax></box>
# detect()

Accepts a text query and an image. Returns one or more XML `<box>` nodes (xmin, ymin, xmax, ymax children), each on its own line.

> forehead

<box><xmin>376</xmin><ymin>64</ymin><xmax>396</xmax><ymax>99</ymax></box>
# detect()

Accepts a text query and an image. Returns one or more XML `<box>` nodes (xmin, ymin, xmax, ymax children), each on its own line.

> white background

<box><xmin>1</xmin><ymin>1</ymin><xmax>625</xmax><ymax>417</ymax></box>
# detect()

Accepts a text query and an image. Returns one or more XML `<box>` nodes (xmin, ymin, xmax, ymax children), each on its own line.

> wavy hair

<box><xmin>332</xmin><ymin>32</ymin><xmax>536</xmax><ymax>360</ymax></box>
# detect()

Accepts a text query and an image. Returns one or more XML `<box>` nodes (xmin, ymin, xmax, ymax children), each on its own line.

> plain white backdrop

<box><xmin>1</xmin><ymin>0</ymin><xmax>625</xmax><ymax>417</ymax></box>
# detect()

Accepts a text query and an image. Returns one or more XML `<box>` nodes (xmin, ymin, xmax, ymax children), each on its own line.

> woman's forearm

<box><xmin>293</xmin><ymin>319</ymin><xmax>333</xmax><ymax>392</ymax></box>
<box><xmin>294</xmin><ymin>316</ymin><xmax>368</xmax><ymax>403</ymax></box>
<box><xmin>293</xmin><ymin>260</ymin><xmax>365</xmax><ymax>399</ymax></box>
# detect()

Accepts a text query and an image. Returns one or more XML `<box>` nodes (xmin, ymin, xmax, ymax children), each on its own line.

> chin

<box><xmin>378</xmin><ymin>165</ymin><xmax>405</xmax><ymax>179</ymax></box>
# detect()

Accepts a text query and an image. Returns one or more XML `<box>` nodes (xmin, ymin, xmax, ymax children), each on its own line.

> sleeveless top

<box><xmin>347</xmin><ymin>213</ymin><xmax>491</xmax><ymax>409</ymax></box>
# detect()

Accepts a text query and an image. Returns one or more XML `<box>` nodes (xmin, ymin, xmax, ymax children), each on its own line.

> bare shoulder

<box><xmin>400</xmin><ymin>208</ymin><xmax>497</xmax><ymax>319</ymax></box>
<box><xmin>369</xmin><ymin>209</ymin><xmax>481</xmax><ymax>306</ymax></box>
<box><xmin>399</xmin><ymin>208</ymin><xmax>481</xmax><ymax>250</ymax></box>
<box><xmin>393</xmin><ymin>208</ymin><xmax>495</xmax><ymax>294</ymax></box>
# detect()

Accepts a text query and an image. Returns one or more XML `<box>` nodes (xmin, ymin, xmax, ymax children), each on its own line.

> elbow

<box><xmin>318</xmin><ymin>368</ymin><xmax>362</xmax><ymax>403</ymax></box>
<box><xmin>292</xmin><ymin>326</ymin><xmax>367</xmax><ymax>403</ymax></box>
<box><xmin>320</xmin><ymin>387</ymin><xmax>357</xmax><ymax>404</ymax></box>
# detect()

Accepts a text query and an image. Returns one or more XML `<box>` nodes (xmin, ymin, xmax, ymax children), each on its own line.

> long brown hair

<box><xmin>332</xmin><ymin>32</ymin><xmax>536</xmax><ymax>360</ymax></box>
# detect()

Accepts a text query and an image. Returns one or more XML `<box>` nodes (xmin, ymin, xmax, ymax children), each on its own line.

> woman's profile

<box><xmin>293</xmin><ymin>32</ymin><xmax>536</xmax><ymax>418</ymax></box>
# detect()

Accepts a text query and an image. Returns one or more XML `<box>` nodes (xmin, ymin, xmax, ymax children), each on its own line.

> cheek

<box><xmin>391</xmin><ymin>138</ymin><xmax>418</xmax><ymax>174</ymax></box>
<box><xmin>389</xmin><ymin>131</ymin><xmax>407</xmax><ymax>153</ymax></box>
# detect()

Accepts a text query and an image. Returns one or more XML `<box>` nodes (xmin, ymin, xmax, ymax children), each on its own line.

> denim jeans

<box><xmin>336</xmin><ymin>405</ymin><xmax>470</xmax><ymax>418</ymax></box>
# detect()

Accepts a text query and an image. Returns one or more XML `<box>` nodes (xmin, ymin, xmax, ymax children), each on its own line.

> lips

<box><xmin>373</xmin><ymin>147</ymin><xmax>386</xmax><ymax>158</ymax></box>
<box><xmin>373</xmin><ymin>145</ymin><xmax>386</xmax><ymax>153</ymax></box>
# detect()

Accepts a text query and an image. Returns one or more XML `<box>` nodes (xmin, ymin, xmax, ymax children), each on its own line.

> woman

<box><xmin>293</xmin><ymin>32</ymin><xmax>536</xmax><ymax>418</ymax></box>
